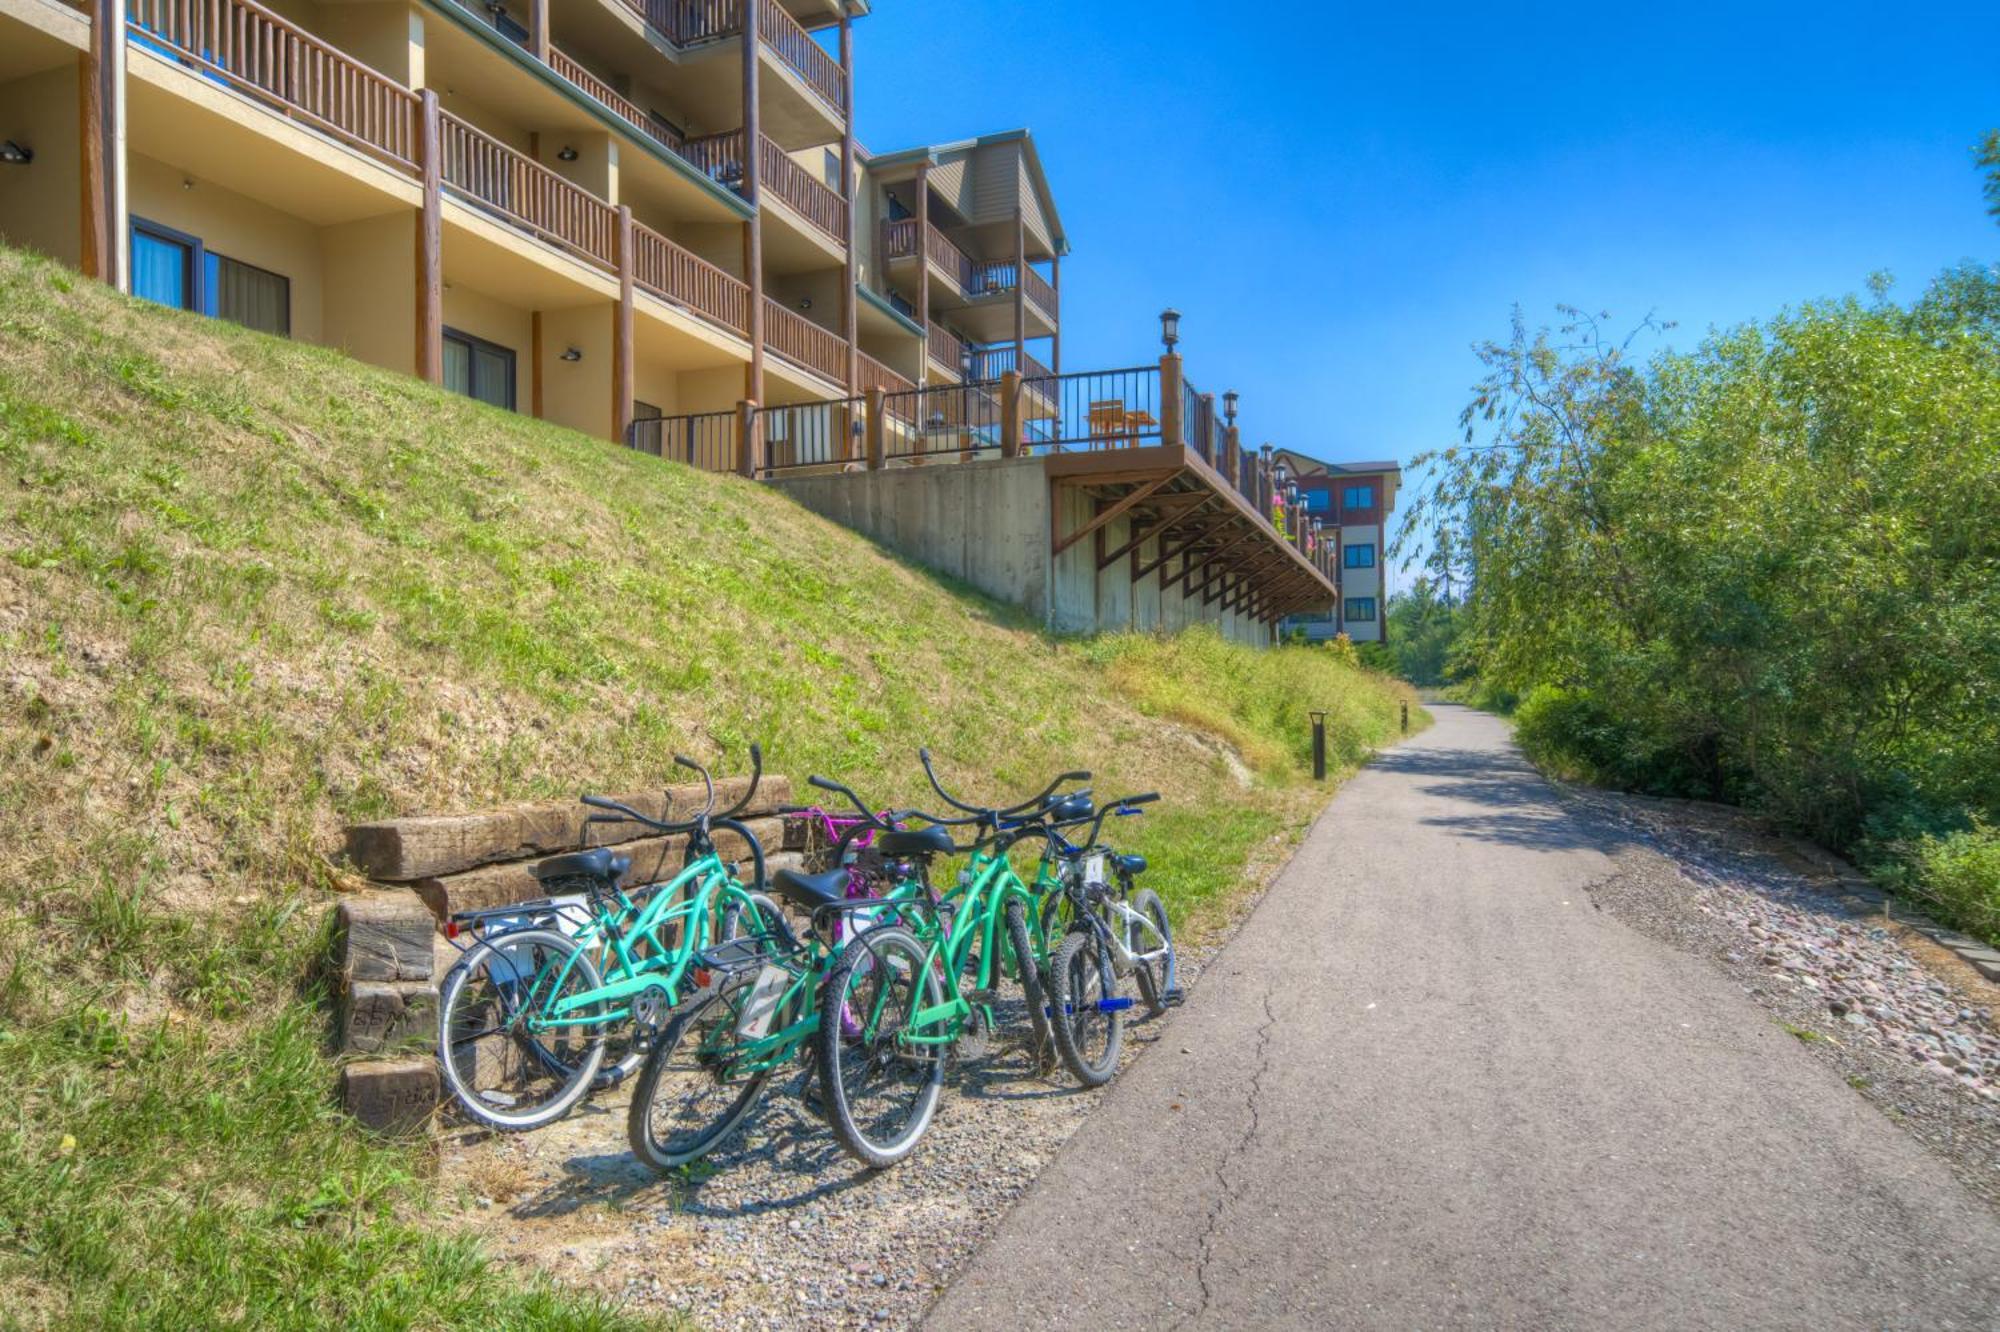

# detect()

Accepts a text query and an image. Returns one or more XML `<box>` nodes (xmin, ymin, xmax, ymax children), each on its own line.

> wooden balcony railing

<box><xmin>127</xmin><ymin>0</ymin><xmax>420</xmax><ymax>171</ymax></box>
<box><xmin>760</xmin><ymin>135</ymin><xmax>847</xmax><ymax>244</ymax></box>
<box><xmin>884</xmin><ymin>221</ymin><xmax>980</xmax><ymax>295</ymax></box>
<box><xmin>614</xmin><ymin>0</ymin><xmax>845</xmax><ymax>119</ymax></box>
<box><xmin>967</xmin><ymin>344</ymin><xmax>1052</xmax><ymax>382</ymax></box>
<box><xmin>631</xmin><ymin>222</ymin><xmax>751</xmax><ymax>336</ymax></box>
<box><xmin>439</xmin><ymin>111</ymin><xmax>618</xmax><ymax>269</ymax></box>
<box><xmin>926</xmin><ymin>322</ymin><xmax>967</xmax><ymax>375</ymax></box>
<box><xmin>548</xmin><ymin>47</ymin><xmax>686</xmax><ymax>158</ymax></box>
<box><xmin>972</xmin><ymin>259</ymin><xmax>1060</xmax><ymax>322</ymax></box>
<box><xmin>679</xmin><ymin>129</ymin><xmax>745</xmax><ymax>187</ymax></box>
<box><xmin>856</xmin><ymin>349</ymin><xmax>914</xmax><ymax>401</ymax></box>
<box><xmin>763</xmin><ymin>297</ymin><xmax>847</xmax><ymax>384</ymax></box>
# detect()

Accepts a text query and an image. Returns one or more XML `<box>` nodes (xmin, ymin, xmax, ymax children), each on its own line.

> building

<box><xmin>1</xmin><ymin>0</ymin><xmax>1343</xmax><ymax>643</ymax></box>
<box><xmin>1270</xmin><ymin>448</ymin><xmax>1401</xmax><ymax>644</ymax></box>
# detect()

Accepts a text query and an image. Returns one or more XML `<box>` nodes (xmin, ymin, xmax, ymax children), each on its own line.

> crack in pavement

<box><xmin>1178</xmin><ymin>989</ymin><xmax>1278</xmax><ymax>1330</ymax></box>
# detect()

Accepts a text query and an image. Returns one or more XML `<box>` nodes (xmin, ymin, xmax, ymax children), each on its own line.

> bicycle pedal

<box><xmin>1161</xmin><ymin>988</ymin><xmax>1187</xmax><ymax>1008</ymax></box>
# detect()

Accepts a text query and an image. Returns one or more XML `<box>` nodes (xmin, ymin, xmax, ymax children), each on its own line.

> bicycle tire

<box><xmin>1047</xmin><ymin>928</ymin><xmax>1124</xmax><ymax>1087</ymax></box>
<box><xmin>815</xmin><ymin>924</ymin><xmax>947</xmax><ymax>1169</ymax></box>
<box><xmin>1126</xmin><ymin>887</ymin><xmax>1175</xmax><ymax>1017</ymax></box>
<box><xmin>1005</xmin><ymin>899</ymin><xmax>1054</xmax><ymax>1071</ymax></box>
<box><xmin>627</xmin><ymin>973</ymin><xmax>773</xmax><ymax>1171</ymax></box>
<box><xmin>437</xmin><ymin>927</ymin><xmax>609</xmax><ymax>1132</ymax></box>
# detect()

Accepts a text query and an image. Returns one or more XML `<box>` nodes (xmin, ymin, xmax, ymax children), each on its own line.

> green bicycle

<box><xmin>625</xmin><ymin>792</ymin><xmax>933</xmax><ymax>1171</ymax></box>
<box><xmin>813</xmin><ymin>754</ymin><xmax>1092</xmax><ymax>1167</ymax></box>
<box><xmin>436</xmin><ymin>747</ymin><xmax>775</xmax><ymax>1132</ymax></box>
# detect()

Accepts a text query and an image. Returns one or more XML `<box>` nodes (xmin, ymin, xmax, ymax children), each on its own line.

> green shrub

<box><xmin>1908</xmin><ymin>823</ymin><xmax>2000</xmax><ymax>947</ymax></box>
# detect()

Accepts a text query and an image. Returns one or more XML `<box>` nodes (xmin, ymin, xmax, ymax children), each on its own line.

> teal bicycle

<box><xmin>812</xmin><ymin>754</ymin><xmax>1092</xmax><ymax>1167</ymax></box>
<box><xmin>436</xmin><ymin>747</ymin><xmax>776</xmax><ymax>1132</ymax></box>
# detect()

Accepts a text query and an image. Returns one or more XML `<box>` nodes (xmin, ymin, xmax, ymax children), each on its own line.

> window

<box><xmin>1302</xmin><ymin>486</ymin><xmax>1332</xmax><ymax>513</ymax></box>
<box><xmin>1345</xmin><ymin>597</ymin><xmax>1377</xmax><ymax>623</ymax></box>
<box><xmin>131</xmin><ymin>219</ymin><xmax>292</xmax><ymax>337</ymax></box>
<box><xmin>1342</xmin><ymin>485</ymin><xmax>1375</xmax><ymax>509</ymax></box>
<box><xmin>443</xmin><ymin>328</ymin><xmax>516</xmax><ymax>410</ymax></box>
<box><xmin>205</xmin><ymin>252</ymin><xmax>290</xmax><ymax>336</ymax></box>
<box><xmin>131</xmin><ymin>220</ymin><xmax>200</xmax><ymax>312</ymax></box>
<box><xmin>1343</xmin><ymin>543</ymin><xmax>1376</xmax><ymax>569</ymax></box>
<box><xmin>823</xmin><ymin>148</ymin><xmax>842</xmax><ymax>189</ymax></box>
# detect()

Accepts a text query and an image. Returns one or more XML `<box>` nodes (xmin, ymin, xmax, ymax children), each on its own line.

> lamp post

<box><xmin>1159</xmin><ymin>307</ymin><xmax>1181</xmax><ymax>353</ymax></box>
<box><xmin>1222</xmin><ymin>389</ymin><xmax>1238</xmax><ymax>425</ymax></box>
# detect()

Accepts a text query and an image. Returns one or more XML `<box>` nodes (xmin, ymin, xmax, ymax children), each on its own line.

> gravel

<box><xmin>437</xmin><ymin>918</ymin><xmax>1242</xmax><ymax>1331</ymax></box>
<box><xmin>1560</xmin><ymin>786</ymin><xmax>2000</xmax><ymax>1207</ymax></box>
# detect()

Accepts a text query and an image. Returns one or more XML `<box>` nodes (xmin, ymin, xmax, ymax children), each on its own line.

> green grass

<box><xmin>0</xmin><ymin>244</ymin><xmax>1420</xmax><ymax>1327</ymax></box>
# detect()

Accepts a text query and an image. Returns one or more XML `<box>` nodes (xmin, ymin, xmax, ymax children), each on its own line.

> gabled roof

<box><xmin>863</xmin><ymin>129</ymin><xmax>1069</xmax><ymax>256</ymax></box>
<box><xmin>1273</xmin><ymin>447</ymin><xmax>1402</xmax><ymax>478</ymax></box>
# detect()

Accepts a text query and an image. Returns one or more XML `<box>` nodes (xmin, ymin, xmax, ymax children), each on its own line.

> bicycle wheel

<box><xmin>1047</xmin><ymin>927</ymin><xmax>1124</xmax><ymax>1087</ymax></box>
<box><xmin>627</xmin><ymin>971</ymin><xmax>773</xmax><ymax>1171</ymax></box>
<box><xmin>815</xmin><ymin>925</ymin><xmax>947</xmax><ymax>1169</ymax></box>
<box><xmin>437</xmin><ymin>927</ymin><xmax>609</xmax><ymax>1132</ymax></box>
<box><xmin>1004</xmin><ymin>899</ymin><xmax>1054</xmax><ymax>1071</ymax></box>
<box><xmin>1125</xmin><ymin>887</ymin><xmax>1177</xmax><ymax>1017</ymax></box>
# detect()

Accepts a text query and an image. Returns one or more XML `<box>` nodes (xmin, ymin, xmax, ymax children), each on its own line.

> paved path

<box><xmin>927</xmin><ymin>706</ymin><xmax>2000</xmax><ymax>1330</ymax></box>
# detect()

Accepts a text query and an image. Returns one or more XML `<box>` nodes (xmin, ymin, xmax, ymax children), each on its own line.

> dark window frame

<box><xmin>205</xmin><ymin>250</ymin><xmax>292</xmax><ymax>336</ymax></box>
<box><xmin>1343</xmin><ymin>542</ymin><xmax>1376</xmax><ymax>569</ymax></box>
<box><xmin>1342</xmin><ymin>484</ymin><xmax>1375</xmax><ymax>509</ymax></box>
<box><xmin>1345</xmin><ymin>597</ymin><xmax>1378</xmax><ymax>623</ymax></box>
<box><xmin>130</xmin><ymin>216</ymin><xmax>204</xmax><ymax>313</ymax></box>
<box><xmin>443</xmin><ymin>326</ymin><xmax>518</xmax><ymax>411</ymax></box>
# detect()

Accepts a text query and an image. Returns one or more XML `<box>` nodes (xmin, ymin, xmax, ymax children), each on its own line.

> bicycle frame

<box><xmin>515</xmin><ymin>852</ymin><xmax>762</xmax><ymax>1032</ymax></box>
<box><xmin>896</xmin><ymin>840</ymin><xmax>1044</xmax><ymax>1045</ymax></box>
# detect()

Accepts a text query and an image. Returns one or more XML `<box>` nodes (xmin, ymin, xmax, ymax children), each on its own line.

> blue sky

<box><xmin>854</xmin><ymin>2</ymin><xmax>2000</xmax><ymax>588</ymax></box>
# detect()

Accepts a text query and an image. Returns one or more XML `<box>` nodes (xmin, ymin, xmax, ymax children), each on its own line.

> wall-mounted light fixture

<box><xmin>557</xmin><ymin>146</ymin><xmax>579</xmax><ymax>162</ymax></box>
<box><xmin>797</xmin><ymin>297</ymin><xmax>813</xmax><ymax>311</ymax></box>
<box><xmin>1158</xmin><ymin>307</ymin><xmax>1181</xmax><ymax>352</ymax></box>
<box><xmin>560</xmin><ymin>346</ymin><xmax>583</xmax><ymax>362</ymax></box>
<box><xmin>0</xmin><ymin>140</ymin><xmax>33</xmax><ymax>165</ymax></box>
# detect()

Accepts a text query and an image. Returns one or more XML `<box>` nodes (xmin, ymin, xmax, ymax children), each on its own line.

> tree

<box><xmin>1980</xmin><ymin>129</ymin><xmax>2000</xmax><ymax>224</ymax></box>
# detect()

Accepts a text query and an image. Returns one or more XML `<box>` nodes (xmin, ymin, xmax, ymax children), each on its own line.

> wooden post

<box><xmin>1198</xmin><ymin>392</ymin><xmax>1216</xmax><ymax>462</ymax></box>
<box><xmin>913</xmin><ymin>160</ymin><xmax>931</xmax><ymax>351</ymax></box>
<box><xmin>528</xmin><ymin>0</ymin><xmax>549</xmax><ymax>61</ymax></box>
<box><xmin>741</xmin><ymin>0</ymin><xmax>764</xmax><ymax>403</ymax></box>
<box><xmin>1012</xmin><ymin>209</ymin><xmax>1026</xmax><ymax>368</ymax></box>
<box><xmin>736</xmin><ymin>399</ymin><xmax>761</xmax><ymax>478</ymax></box>
<box><xmin>1050</xmin><ymin>254</ymin><xmax>1061</xmax><ymax>375</ymax></box>
<box><xmin>1224</xmin><ymin>424</ymin><xmax>1241</xmax><ymax>486</ymax></box>
<box><xmin>86</xmin><ymin>0</ymin><xmax>126</xmax><ymax>288</ymax></box>
<box><xmin>530</xmin><ymin>311</ymin><xmax>545</xmax><ymax>418</ymax></box>
<box><xmin>613</xmin><ymin>205</ymin><xmax>634</xmax><ymax>444</ymax></box>
<box><xmin>1000</xmin><ymin>369</ymin><xmax>1022</xmax><ymax>458</ymax></box>
<box><xmin>1159</xmin><ymin>352</ymin><xmax>1184</xmax><ymax>450</ymax></box>
<box><xmin>864</xmin><ymin>386</ymin><xmax>885</xmax><ymax>470</ymax></box>
<box><xmin>415</xmin><ymin>90</ymin><xmax>443</xmax><ymax>384</ymax></box>
<box><xmin>839</xmin><ymin>10</ymin><xmax>858</xmax><ymax>394</ymax></box>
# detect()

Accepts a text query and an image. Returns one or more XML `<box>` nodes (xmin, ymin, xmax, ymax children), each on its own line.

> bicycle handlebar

<box><xmin>580</xmin><ymin>742</ymin><xmax>763</xmax><ymax>836</ymax></box>
<box><xmin>917</xmin><ymin>747</ymin><xmax>1090</xmax><ymax>819</ymax></box>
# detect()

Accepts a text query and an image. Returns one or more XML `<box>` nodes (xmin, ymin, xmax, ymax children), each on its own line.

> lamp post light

<box><xmin>1222</xmin><ymin>389</ymin><xmax>1238</xmax><ymax>425</ymax></box>
<box><xmin>1159</xmin><ymin>307</ymin><xmax>1181</xmax><ymax>353</ymax></box>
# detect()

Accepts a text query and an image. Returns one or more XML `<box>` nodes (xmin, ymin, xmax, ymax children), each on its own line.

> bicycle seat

<box><xmin>1047</xmin><ymin>793</ymin><xmax>1093</xmax><ymax>823</ymax></box>
<box><xmin>1113</xmin><ymin>853</ymin><xmax>1147</xmax><ymax>877</ymax></box>
<box><xmin>772</xmin><ymin>866</ymin><xmax>849</xmax><ymax>913</ymax></box>
<box><xmin>534</xmin><ymin>847</ymin><xmax>632</xmax><ymax>885</ymax></box>
<box><xmin>876</xmin><ymin>825</ymin><xmax>956</xmax><ymax>857</ymax></box>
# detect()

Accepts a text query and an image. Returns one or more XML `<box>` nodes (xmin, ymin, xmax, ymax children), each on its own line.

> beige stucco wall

<box><xmin>127</xmin><ymin>153</ymin><xmax>328</xmax><ymax>342</ymax></box>
<box><xmin>0</xmin><ymin>65</ymin><xmax>82</xmax><ymax>267</ymax></box>
<box><xmin>536</xmin><ymin>302</ymin><xmax>613</xmax><ymax>439</ymax></box>
<box><xmin>320</xmin><ymin>209</ymin><xmax>415</xmax><ymax>375</ymax></box>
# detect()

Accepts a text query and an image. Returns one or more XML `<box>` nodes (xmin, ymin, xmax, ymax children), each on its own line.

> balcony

<box><xmin>882</xmin><ymin>219</ymin><xmax>1058</xmax><ymax>341</ymax></box>
<box><xmin>612</xmin><ymin>0</ymin><xmax>846</xmax><ymax>121</ymax></box>
<box><xmin>763</xmin><ymin>296</ymin><xmax>847</xmax><ymax>385</ymax></box>
<box><xmin>675</xmin><ymin>129</ymin><xmax>849</xmax><ymax>250</ymax></box>
<box><xmin>926</xmin><ymin>322</ymin><xmax>967</xmax><ymax>379</ymax></box>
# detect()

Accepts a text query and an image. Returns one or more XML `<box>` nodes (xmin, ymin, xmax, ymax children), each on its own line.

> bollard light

<box><xmin>1159</xmin><ymin>307</ymin><xmax>1181</xmax><ymax>352</ymax></box>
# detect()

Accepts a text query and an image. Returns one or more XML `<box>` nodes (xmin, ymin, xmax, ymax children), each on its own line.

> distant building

<box><xmin>1271</xmin><ymin>450</ymin><xmax>1401</xmax><ymax>644</ymax></box>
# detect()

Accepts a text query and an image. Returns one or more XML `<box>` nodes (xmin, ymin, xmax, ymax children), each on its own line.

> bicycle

<box><xmin>810</xmin><ymin>755</ymin><xmax>1092</xmax><ymax>1167</ymax></box>
<box><xmin>626</xmin><ymin>793</ymin><xmax>936</xmax><ymax>1171</ymax></box>
<box><xmin>435</xmin><ymin>746</ymin><xmax>776</xmax><ymax>1132</ymax></box>
<box><xmin>1035</xmin><ymin>792</ymin><xmax>1182</xmax><ymax>1086</ymax></box>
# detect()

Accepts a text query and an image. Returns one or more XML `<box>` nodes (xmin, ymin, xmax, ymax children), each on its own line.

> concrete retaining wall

<box><xmin>771</xmin><ymin>463</ymin><xmax>1274</xmax><ymax>646</ymax></box>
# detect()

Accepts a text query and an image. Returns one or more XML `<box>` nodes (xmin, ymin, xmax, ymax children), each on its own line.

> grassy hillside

<box><xmin>0</xmin><ymin>244</ymin><xmax>1417</xmax><ymax>1328</ymax></box>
